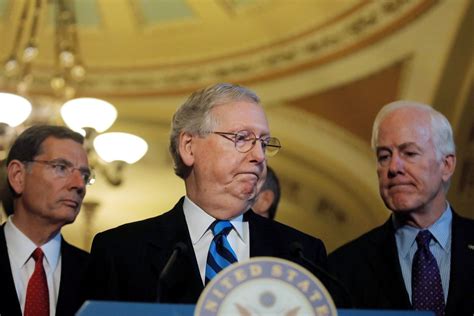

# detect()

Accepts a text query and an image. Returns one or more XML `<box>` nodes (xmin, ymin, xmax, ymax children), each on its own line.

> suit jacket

<box><xmin>0</xmin><ymin>224</ymin><xmax>89</xmax><ymax>316</ymax></box>
<box><xmin>328</xmin><ymin>211</ymin><xmax>474</xmax><ymax>316</ymax></box>
<box><xmin>83</xmin><ymin>197</ymin><xmax>348</xmax><ymax>306</ymax></box>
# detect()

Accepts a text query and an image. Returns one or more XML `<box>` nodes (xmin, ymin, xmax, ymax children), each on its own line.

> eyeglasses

<box><xmin>24</xmin><ymin>159</ymin><xmax>95</xmax><ymax>186</ymax></box>
<box><xmin>212</xmin><ymin>130</ymin><xmax>281</xmax><ymax>157</ymax></box>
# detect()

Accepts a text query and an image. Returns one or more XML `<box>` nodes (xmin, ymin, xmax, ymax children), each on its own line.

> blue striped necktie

<box><xmin>205</xmin><ymin>220</ymin><xmax>238</xmax><ymax>284</ymax></box>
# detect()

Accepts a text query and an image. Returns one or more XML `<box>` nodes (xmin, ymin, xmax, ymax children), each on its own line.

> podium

<box><xmin>77</xmin><ymin>301</ymin><xmax>435</xmax><ymax>316</ymax></box>
<box><xmin>78</xmin><ymin>258</ymin><xmax>437</xmax><ymax>316</ymax></box>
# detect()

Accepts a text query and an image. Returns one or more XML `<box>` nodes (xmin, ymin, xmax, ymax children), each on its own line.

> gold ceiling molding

<box><xmin>0</xmin><ymin>0</ymin><xmax>437</xmax><ymax>97</ymax></box>
<box><xmin>82</xmin><ymin>0</ymin><xmax>437</xmax><ymax>96</ymax></box>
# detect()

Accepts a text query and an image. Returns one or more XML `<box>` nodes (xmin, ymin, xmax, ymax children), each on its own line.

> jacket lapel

<box><xmin>367</xmin><ymin>219</ymin><xmax>411</xmax><ymax>309</ymax></box>
<box><xmin>146</xmin><ymin>199</ymin><xmax>204</xmax><ymax>303</ymax></box>
<box><xmin>56</xmin><ymin>238</ymin><xmax>89</xmax><ymax>316</ymax></box>
<box><xmin>0</xmin><ymin>225</ymin><xmax>22</xmax><ymax>316</ymax></box>
<box><xmin>445</xmin><ymin>212</ymin><xmax>474</xmax><ymax>314</ymax></box>
<box><xmin>246</xmin><ymin>210</ymin><xmax>281</xmax><ymax>258</ymax></box>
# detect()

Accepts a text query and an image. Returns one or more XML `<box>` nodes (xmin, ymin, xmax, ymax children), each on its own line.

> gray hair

<box><xmin>169</xmin><ymin>83</ymin><xmax>260</xmax><ymax>179</ymax></box>
<box><xmin>371</xmin><ymin>100</ymin><xmax>455</xmax><ymax>160</ymax></box>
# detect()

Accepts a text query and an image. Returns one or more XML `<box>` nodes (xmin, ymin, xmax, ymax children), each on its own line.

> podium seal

<box><xmin>195</xmin><ymin>257</ymin><xmax>337</xmax><ymax>316</ymax></box>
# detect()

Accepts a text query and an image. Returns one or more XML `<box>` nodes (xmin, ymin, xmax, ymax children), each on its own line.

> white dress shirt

<box><xmin>183</xmin><ymin>196</ymin><xmax>250</xmax><ymax>284</ymax></box>
<box><xmin>4</xmin><ymin>216</ymin><xmax>62</xmax><ymax>316</ymax></box>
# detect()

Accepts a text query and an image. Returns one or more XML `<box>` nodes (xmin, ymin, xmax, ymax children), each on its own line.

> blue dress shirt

<box><xmin>393</xmin><ymin>205</ymin><xmax>452</xmax><ymax>303</ymax></box>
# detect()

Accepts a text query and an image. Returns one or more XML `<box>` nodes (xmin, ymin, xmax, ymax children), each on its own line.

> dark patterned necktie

<box><xmin>24</xmin><ymin>248</ymin><xmax>49</xmax><ymax>316</ymax></box>
<box><xmin>412</xmin><ymin>230</ymin><xmax>445</xmax><ymax>316</ymax></box>
<box><xmin>205</xmin><ymin>220</ymin><xmax>237</xmax><ymax>284</ymax></box>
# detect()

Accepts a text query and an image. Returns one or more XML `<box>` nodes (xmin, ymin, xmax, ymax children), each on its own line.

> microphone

<box><xmin>156</xmin><ymin>242</ymin><xmax>188</xmax><ymax>302</ymax></box>
<box><xmin>289</xmin><ymin>242</ymin><xmax>352</xmax><ymax>307</ymax></box>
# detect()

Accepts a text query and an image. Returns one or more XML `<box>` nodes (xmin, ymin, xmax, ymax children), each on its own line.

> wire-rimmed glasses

<box><xmin>24</xmin><ymin>159</ymin><xmax>96</xmax><ymax>186</ymax></box>
<box><xmin>212</xmin><ymin>130</ymin><xmax>281</xmax><ymax>157</ymax></box>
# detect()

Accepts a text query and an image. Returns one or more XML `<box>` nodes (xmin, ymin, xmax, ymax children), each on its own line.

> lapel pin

<box><xmin>468</xmin><ymin>244</ymin><xmax>474</xmax><ymax>251</ymax></box>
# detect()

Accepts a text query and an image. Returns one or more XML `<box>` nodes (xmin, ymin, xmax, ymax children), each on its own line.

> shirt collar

<box><xmin>393</xmin><ymin>204</ymin><xmax>452</xmax><ymax>258</ymax></box>
<box><xmin>183</xmin><ymin>196</ymin><xmax>244</xmax><ymax>245</ymax></box>
<box><xmin>4</xmin><ymin>216</ymin><xmax>62</xmax><ymax>270</ymax></box>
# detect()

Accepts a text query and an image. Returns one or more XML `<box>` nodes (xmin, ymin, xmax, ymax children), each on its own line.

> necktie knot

<box><xmin>210</xmin><ymin>220</ymin><xmax>233</xmax><ymax>237</ymax></box>
<box><xmin>31</xmin><ymin>248</ymin><xmax>44</xmax><ymax>262</ymax></box>
<box><xmin>416</xmin><ymin>230</ymin><xmax>432</xmax><ymax>249</ymax></box>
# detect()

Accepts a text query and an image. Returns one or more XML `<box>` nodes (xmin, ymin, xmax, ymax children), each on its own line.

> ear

<box><xmin>178</xmin><ymin>132</ymin><xmax>195</xmax><ymax>167</ymax></box>
<box><xmin>7</xmin><ymin>160</ymin><xmax>27</xmax><ymax>195</ymax></box>
<box><xmin>441</xmin><ymin>154</ymin><xmax>456</xmax><ymax>182</ymax></box>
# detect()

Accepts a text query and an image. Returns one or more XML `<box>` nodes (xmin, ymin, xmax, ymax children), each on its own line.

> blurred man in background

<box><xmin>252</xmin><ymin>165</ymin><xmax>281</xmax><ymax>219</ymax></box>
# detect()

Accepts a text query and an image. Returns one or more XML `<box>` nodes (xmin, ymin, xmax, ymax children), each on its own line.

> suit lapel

<box><xmin>367</xmin><ymin>220</ymin><xmax>411</xmax><ymax>309</ymax></box>
<box><xmin>445</xmin><ymin>212</ymin><xmax>474</xmax><ymax>314</ymax></box>
<box><xmin>146</xmin><ymin>199</ymin><xmax>203</xmax><ymax>303</ymax></box>
<box><xmin>246</xmin><ymin>210</ymin><xmax>281</xmax><ymax>258</ymax></box>
<box><xmin>56</xmin><ymin>239</ymin><xmax>82</xmax><ymax>315</ymax></box>
<box><xmin>0</xmin><ymin>225</ymin><xmax>22</xmax><ymax>316</ymax></box>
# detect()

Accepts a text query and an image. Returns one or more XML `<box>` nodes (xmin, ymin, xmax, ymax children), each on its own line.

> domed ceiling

<box><xmin>0</xmin><ymin>0</ymin><xmax>446</xmax><ymax>97</ymax></box>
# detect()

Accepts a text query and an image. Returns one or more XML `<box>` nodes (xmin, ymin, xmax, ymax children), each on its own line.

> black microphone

<box><xmin>156</xmin><ymin>242</ymin><xmax>188</xmax><ymax>302</ymax></box>
<box><xmin>289</xmin><ymin>242</ymin><xmax>352</xmax><ymax>307</ymax></box>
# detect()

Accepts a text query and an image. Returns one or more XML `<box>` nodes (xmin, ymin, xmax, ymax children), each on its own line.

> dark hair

<box><xmin>6</xmin><ymin>125</ymin><xmax>84</xmax><ymax>165</ymax></box>
<box><xmin>262</xmin><ymin>166</ymin><xmax>281</xmax><ymax>219</ymax></box>
<box><xmin>3</xmin><ymin>125</ymin><xmax>84</xmax><ymax>206</ymax></box>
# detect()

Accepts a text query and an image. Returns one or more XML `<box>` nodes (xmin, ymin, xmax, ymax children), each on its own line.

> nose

<box><xmin>69</xmin><ymin>169</ymin><xmax>86</xmax><ymax>195</ymax></box>
<box><xmin>249</xmin><ymin>139</ymin><xmax>266</xmax><ymax>163</ymax></box>
<box><xmin>387</xmin><ymin>152</ymin><xmax>404</xmax><ymax>178</ymax></box>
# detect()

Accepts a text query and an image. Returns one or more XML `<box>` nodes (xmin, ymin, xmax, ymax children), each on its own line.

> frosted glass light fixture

<box><xmin>0</xmin><ymin>93</ymin><xmax>32</xmax><ymax>127</ymax></box>
<box><xmin>93</xmin><ymin>132</ymin><xmax>148</xmax><ymax>164</ymax></box>
<box><xmin>60</xmin><ymin>98</ymin><xmax>117</xmax><ymax>133</ymax></box>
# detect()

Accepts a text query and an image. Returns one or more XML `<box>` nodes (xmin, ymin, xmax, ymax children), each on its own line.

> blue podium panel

<box><xmin>339</xmin><ymin>310</ymin><xmax>434</xmax><ymax>316</ymax></box>
<box><xmin>77</xmin><ymin>301</ymin><xmax>435</xmax><ymax>316</ymax></box>
<box><xmin>77</xmin><ymin>301</ymin><xmax>195</xmax><ymax>316</ymax></box>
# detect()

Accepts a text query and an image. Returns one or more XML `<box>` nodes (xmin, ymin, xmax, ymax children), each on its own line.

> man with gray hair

<box><xmin>328</xmin><ymin>101</ymin><xmax>474</xmax><ymax>316</ymax></box>
<box><xmin>84</xmin><ymin>83</ymin><xmax>346</xmax><ymax>305</ymax></box>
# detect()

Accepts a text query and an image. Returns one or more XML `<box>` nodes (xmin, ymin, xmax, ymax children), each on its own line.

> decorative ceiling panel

<box><xmin>0</xmin><ymin>0</ymin><xmax>438</xmax><ymax>97</ymax></box>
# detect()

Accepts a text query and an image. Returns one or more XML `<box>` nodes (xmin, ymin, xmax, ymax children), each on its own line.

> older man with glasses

<box><xmin>84</xmin><ymin>83</ymin><xmax>347</xmax><ymax>306</ymax></box>
<box><xmin>1</xmin><ymin>125</ymin><xmax>92</xmax><ymax>316</ymax></box>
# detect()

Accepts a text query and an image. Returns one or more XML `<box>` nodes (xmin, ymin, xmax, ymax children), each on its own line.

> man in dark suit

<box><xmin>1</xmin><ymin>125</ymin><xmax>92</xmax><ymax>316</ymax></box>
<box><xmin>329</xmin><ymin>101</ymin><xmax>474</xmax><ymax>316</ymax></box>
<box><xmin>84</xmin><ymin>83</ymin><xmax>346</xmax><ymax>306</ymax></box>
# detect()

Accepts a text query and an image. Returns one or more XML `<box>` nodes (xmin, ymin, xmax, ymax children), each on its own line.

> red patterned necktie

<box><xmin>24</xmin><ymin>248</ymin><xmax>49</xmax><ymax>316</ymax></box>
<box><xmin>412</xmin><ymin>230</ymin><xmax>445</xmax><ymax>316</ymax></box>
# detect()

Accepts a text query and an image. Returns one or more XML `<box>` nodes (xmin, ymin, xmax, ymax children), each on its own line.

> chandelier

<box><xmin>0</xmin><ymin>0</ymin><xmax>148</xmax><ymax>186</ymax></box>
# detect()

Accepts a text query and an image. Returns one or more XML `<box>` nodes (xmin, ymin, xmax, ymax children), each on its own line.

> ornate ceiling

<box><xmin>0</xmin><ymin>0</ymin><xmax>473</xmax><ymax>251</ymax></box>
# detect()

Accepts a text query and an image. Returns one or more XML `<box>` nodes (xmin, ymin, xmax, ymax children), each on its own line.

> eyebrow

<box><xmin>51</xmin><ymin>158</ymin><xmax>91</xmax><ymax>172</ymax></box>
<box><xmin>376</xmin><ymin>142</ymin><xmax>422</xmax><ymax>153</ymax></box>
<box><xmin>398</xmin><ymin>142</ymin><xmax>423</xmax><ymax>151</ymax></box>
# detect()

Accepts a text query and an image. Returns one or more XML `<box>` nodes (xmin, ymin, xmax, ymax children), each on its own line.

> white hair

<box><xmin>371</xmin><ymin>100</ymin><xmax>455</xmax><ymax>160</ymax></box>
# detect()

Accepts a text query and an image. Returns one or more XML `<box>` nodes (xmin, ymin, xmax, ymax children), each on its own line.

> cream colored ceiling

<box><xmin>0</xmin><ymin>0</ymin><xmax>473</xmax><ymax>251</ymax></box>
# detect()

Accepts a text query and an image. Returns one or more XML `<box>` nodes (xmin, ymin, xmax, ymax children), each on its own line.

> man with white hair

<box><xmin>328</xmin><ymin>101</ymin><xmax>474</xmax><ymax>316</ymax></box>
